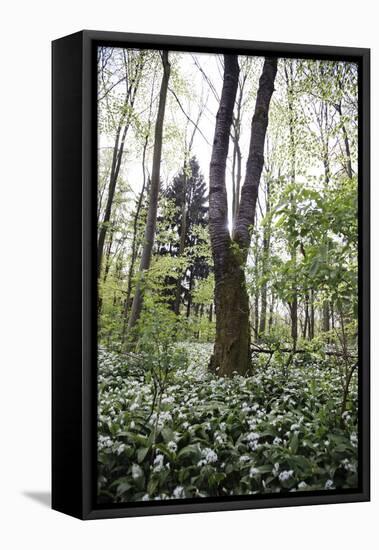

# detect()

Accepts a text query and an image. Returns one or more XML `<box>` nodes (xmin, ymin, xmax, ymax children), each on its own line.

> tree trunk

<box><xmin>174</xmin><ymin>166</ymin><xmax>188</xmax><ymax>315</ymax></box>
<box><xmin>208</xmin><ymin>303</ymin><xmax>213</xmax><ymax>323</ymax></box>
<box><xmin>268</xmin><ymin>293</ymin><xmax>275</xmax><ymax>331</ymax></box>
<box><xmin>97</xmin><ymin>53</ymin><xmax>145</xmax><ymax>277</ymax></box>
<box><xmin>310</xmin><ymin>289</ymin><xmax>315</xmax><ymax>339</ymax></box>
<box><xmin>209</xmin><ymin>56</ymin><xmax>277</xmax><ymax>376</ymax></box>
<box><xmin>323</xmin><ymin>301</ymin><xmax>330</xmax><ymax>332</ymax></box>
<box><xmin>284</xmin><ymin>60</ymin><xmax>298</xmax><ymax>349</ymax></box>
<box><xmin>186</xmin><ymin>267</ymin><xmax>193</xmax><ymax>318</ymax></box>
<box><xmin>210</xmin><ymin>249</ymin><xmax>251</xmax><ymax>376</ymax></box>
<box><xmin>259</xmin><ymin>178</ymin><xmax>271</xmax><ymax>336</ymax></box>
<box><xmin>128</xmin><ymin>51</ymin><xmax>171</xmax><ymax>331</ymax></box>
<box><xmin>335</xmin><ymin>101</ymin><xmax>353</xmax><ymax>179</ymax></box>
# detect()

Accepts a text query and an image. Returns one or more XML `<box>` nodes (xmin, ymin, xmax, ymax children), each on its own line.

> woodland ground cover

<box><xmin>96</xmin><ymin>48</ymin><xmax>359</xmax><ymax>502</ymax></box>
<box><xmin>98</xmin><ymin>343</ymin><xmax>358</xmax><ymax>502</ymax></box>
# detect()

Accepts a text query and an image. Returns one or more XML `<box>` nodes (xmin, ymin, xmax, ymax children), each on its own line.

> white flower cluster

<box><xmin>153</xmin><ymin>454</ymin><xmax>165</xmax><ymax>472</ymax></box>
<box><xmin>342</xmin><ymin>411</ymin><xmax>351</xmax><ymax>423</ymax></box>
<box><xmin>132</xmin><ymin>463</ymin><xmax>143</xmax><ymax>480</ymax></box>
<box><xmin>173</xmin><ymin>486</ymin><xmax>185</xmax><ymax>498</ymax></box>
<box><xmin>341</xmin><ymin>458</ymin><xmax>356</xmax><ymax>473</ymax></box>
<box><xmin>197</xmin><ymin>447</ymin><xmax>218</xmax><ymax>467</ymax></box>
<box><xmin>278</xmin><ymin>470</ymin><xmax>294</xmax><ymax>482</ymax></box>
<box><xmin>167</xmin><ymin>440</ymin><xmax>178</xmax><ymax>453</ymax></box>
<box><xmin>98</xmin><ymin>434</ymin><xmax>113</xmax><ymax>450</ymax></box>
<box><xmin>350</xmin><ymin>432</ymin><xmax>358</xmax><ymax>448</ymax></box>
<box><xmin>149</xmin><ymin>410</ymin><xmax>173</xmax><ymax>428</ymax></box>
<box><xmin>246</xmin><ymin>432</ymin><xmax>260</xmax><ymax>442</ymax></box>
<box><xmin>324</xmin><ymin>479</ymin><xmax>334</xmax><ymax>490</ymax></box>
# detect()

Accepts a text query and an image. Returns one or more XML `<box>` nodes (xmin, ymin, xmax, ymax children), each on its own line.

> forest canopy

<box><xmin>96</xmin><ymin>47</ymin><xmax>359</xmax><ymax>503</ymax></box>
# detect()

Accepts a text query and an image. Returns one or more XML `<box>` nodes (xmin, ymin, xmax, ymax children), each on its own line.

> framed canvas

<box><xmin>52</xmin><ymin>30</ymin><xmax>370</xmax><ymax>520</ymax></box>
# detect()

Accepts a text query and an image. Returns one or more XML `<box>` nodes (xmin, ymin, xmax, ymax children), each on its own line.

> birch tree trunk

<box><xmin>128</xmin><ymin>51</ymin><xmax>171</xmax><ymax>331</ymax></box>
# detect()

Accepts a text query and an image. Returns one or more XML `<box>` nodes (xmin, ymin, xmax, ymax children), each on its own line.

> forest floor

<box><xmin>97</xmin><ymin>343</ymin><xmax>358</xmax><ymax>502</ymax></box>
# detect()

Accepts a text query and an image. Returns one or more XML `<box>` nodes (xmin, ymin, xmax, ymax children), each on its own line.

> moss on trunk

<box><xmin>210</xmin><ymin>249</ymin><xmax>251</xmax><ymax>376</ymax></box>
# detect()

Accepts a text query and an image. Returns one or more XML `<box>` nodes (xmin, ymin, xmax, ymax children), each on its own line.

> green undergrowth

<box><xmin>97</xmin><ymin>343</ymin><xmax>358</xmax><ymax>503</ymax></box>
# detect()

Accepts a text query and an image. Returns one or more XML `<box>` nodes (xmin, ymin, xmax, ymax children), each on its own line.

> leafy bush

<box><xmin>97</xmin><ymin>344</ymin><xmax>358</xmax><ymax>502</ymax></box>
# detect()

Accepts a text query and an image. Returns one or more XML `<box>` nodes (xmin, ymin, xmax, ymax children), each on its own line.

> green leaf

<box><xmin>290</xmin><ymin>432</ymin><xmax>299</xmax><ymax>454</ymax></box>
<box><xmin>137</xmin><ymin>447</ymin><xmax>150</xmax><ymax>463</ymax></box>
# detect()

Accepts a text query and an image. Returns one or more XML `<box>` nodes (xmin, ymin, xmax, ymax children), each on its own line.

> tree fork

<box><xmin>209</xmin><ymin>56</ymin><xmax>277</xmax><ymax>376</ymax></box>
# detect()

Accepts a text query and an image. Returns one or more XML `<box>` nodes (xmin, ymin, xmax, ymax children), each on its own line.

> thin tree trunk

<box><xmin>268</xmin><ymin>293</ymin><xmax>275</xmax><ymax>331</ymax></box>
<box><xmin>284</xmin><ymin>60</ymin><xmax>298</xmax><ymax>348</ymax></box>
<box><xmin>323</xmin><ymin>301</ymin><xmax>330</xmax><ymax>333</ymax></box>
<box><xmin>98</xmin><ymin>54</ymin><xmax>144</xmax><ymax>277</ymax></box>
<box><xmin>310</xmin><ymin>289</ymin><xmax>315</xmax><ymax>340</ymax></box>
<box><xmin>186</xmin><ymin>268</ymin><xmax>193</xmax><ymax>318</ymax></box>
<box><xmin>208</xmin><ymin>303</ymin><xmax>213</xmax><ymax>323</ymax></box>
<box><xmin>128</xmin><ymin>52</ymin><xmax>171</xmax><ymax>331</ymax></box>
<box><xmin>174</xmin><ymin>167</ymin><xmax>188</xmax><ymax>315</ymax></box>
<box><xmin>335</xmin><ymin>100</ymin><xmax>353</xmax><ymax>179</ymax></box>
<box><xmin>259</xmin><ymin>178</ymin><xmax>271</xmax><ymax>336</ymax></box>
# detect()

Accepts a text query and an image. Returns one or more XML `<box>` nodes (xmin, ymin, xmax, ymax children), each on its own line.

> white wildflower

<box><xmin>132</xmin><ymin>464</ymin><xmax>143</xmax><ymax>480</ymax></box>
<box><xmin>278</xmin><ymin>470</ymin><xmax>294</xmax><ymax>482</ymax></box>
<box><xmin>341</xmin><ymin>458</ymin><xmax>356</xmax><ymax>473</ymax></box>
<box><xmin>273</xmin><ymin>437</ymin><xmax>282</xmax><ymax>446</ymax></box>
<box><xmin>324</xmin><ymin>479</ymin><xmax>334</xmax><ymax>490</ymax></box>
<box><xmin>350</xmin><ymin>432</ymin><xmax>358</xmax><ymax>448</ymax></box>
<box><xmin>153</xmin><ymin>454</ymin><xmax>164</xmax><ymax>472</ymax></box>
<box><xmin>246</xmin><ymin>432</ymin><xmax>260</xmax><ymax>442</ymax></box>
<box><xmin>116</xmin><ymin>443</ymin><xmax>127</xmax><ymax>455</ymax></box>
<box><xmin>167</xmin><ymin>441</ymin><xmax>177</xmax><ymax>453</ymax></box>
<box><xmin>342</xmin><ymin>411</ymin><xmax>351</xmax><ymax>423</ymax></box>
<box><xmin>173</xmin><ymin>486</ymin><xmax>185</xmax><ymax>498</ymax></box>
<box><xmin>203</xmin><ymin>448</ymin><xmax>218</xmax><ymax>463</ymax></box>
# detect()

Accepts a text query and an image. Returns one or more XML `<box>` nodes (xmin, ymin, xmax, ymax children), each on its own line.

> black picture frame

<box><xmin>52</xmin><ymin>30</ymin><xmax>370</xmax><ymax>520</ymax></box>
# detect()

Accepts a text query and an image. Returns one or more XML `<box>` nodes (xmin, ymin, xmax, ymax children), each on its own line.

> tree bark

<box><xmin>259</xmin><ymin>177</ymin><xmax>271</xmax><ymax>336</ymax></box>
<box><xmin>209</xmin><ymin>56</ymin><xmax>277</xmax><ymax>376</ymax></box>
<box><xmin>284</xmin><ymin>60</ymin><xmax>298</xmax><ymax>348</ymax></box>
<box><xmin>128</xmin><ymin>51</ymin><xmax>171</xmax><ymax>331</ymax></box>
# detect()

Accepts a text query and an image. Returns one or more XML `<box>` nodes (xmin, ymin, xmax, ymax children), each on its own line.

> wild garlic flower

<box><xmin>173</xmin><ymin>486</ymin><xmax>185</xmax><ymax>498</ymax></box>
<box><xmin>278</xmin><ymin>470</ymin><xmax>294</xmax><ymax>482</ymax></box>
<box><xmin>350</xmin><ymin>432</ymin><xmax>358</xmax><ymax>448</ymax></box>
<box><xmin>132</xmin><ymin>464</ymin><xmax>143</xmax><ymax>480</ymax></box>
<box><xmin>153</xmin><ymin>454</ymin><xmax>165</xmax><ymax>472</ymax></box>
<box><xmin>167</xmin><ymin>441</ymin><xmax>178</xmax><ymax>453</ymax></box>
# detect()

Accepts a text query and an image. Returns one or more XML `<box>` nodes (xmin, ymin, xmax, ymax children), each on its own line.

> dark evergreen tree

<box><xmin>158</xmin><ymin>156</ymin><xmax>210</xmax><ymax>314</ymax></box>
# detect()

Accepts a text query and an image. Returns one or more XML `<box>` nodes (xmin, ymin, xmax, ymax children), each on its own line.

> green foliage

<box><xmin>98</xmin><ymin>344</ymin><xmax>358</xmax><ymax>502</ymax></box>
